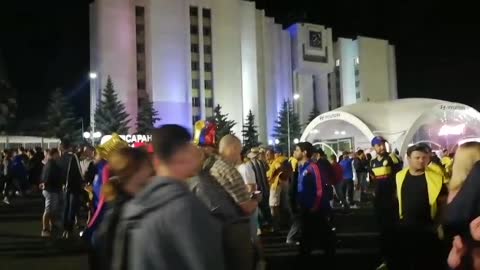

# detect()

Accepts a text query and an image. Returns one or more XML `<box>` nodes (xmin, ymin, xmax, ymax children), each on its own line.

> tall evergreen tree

<box><xmin>308</xmin><ymin>106</ymin><xmax>320</xmax><ymax>123</ymax></box>
<box><xmin>0</xmin><ymin>80</ymin><xmax>16</xmax><ymax>134</ymax></box>
<box><xmin>136</xmin><ymin>93</ymin><xmax>160</xmax><ymax>134</ymax></box>
<box><xmin>43</xmin><ymin>88</ymin><xmax>80</xmax><ymax>142</ymax></box>
<box><xmin>272</xmin><ymin>100</ymin><xmax>302</xmax><ymax>155</ymax></box>
<box><xmin>209</xmin><ymin>104</ymin><xmax>236</xmax><ymax>143</ymax></box>
<box><xmin>242</xmin><ymin>110</ymin><xmax>260</xmax><ymax>153</ymax></box>
<box><xmin>94</xmin><ymin>76</ymin><xmax>130</xmax><ymax>134</ymax></box>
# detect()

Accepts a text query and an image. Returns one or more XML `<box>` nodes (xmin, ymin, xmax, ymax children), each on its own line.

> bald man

<box><xmin>219</xmin><ymin>135</ymin><xmax>243</xmax><ymax>165</ymax></box>
<box><xmin>205</xmin><ymin>134</ymin><xmax>257</xmax><ymax>216</ymax></box>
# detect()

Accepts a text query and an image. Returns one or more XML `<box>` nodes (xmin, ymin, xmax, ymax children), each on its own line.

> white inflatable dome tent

<box><xmin>301</xmin><ymin>98</ymin><xmax>480</xmax><ymax>157</ymax></box>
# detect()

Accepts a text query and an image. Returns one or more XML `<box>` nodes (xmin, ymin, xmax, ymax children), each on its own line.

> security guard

<box><xmin>370</xmin><ymin>136</ymin><xmax>401</xmax><ymax>270</ymax></box>
<box><xmin>393</xmin><ymin>143</ymin><xmax>447</xmax><ymax>269</ymax></box>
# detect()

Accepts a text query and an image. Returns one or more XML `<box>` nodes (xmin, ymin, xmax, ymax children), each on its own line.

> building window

<box><xmin>136</xmin><ymin>24</ymin><xmax>145</xmax><ymax>32</ymax></box>
<box><xmin>202</xmin><ymin>8</ymin><xmax>211</xmax><ymax>18</ymax></box>
<box><xmin>192</xmin><ymin>115</ymin><xmax>201</xmax><ymax>125</ymax></box>
<box><xmin>355</xmin><ymin>57</ymin><xmax>360</xmax><ymax>65</ymax></box>
<box><xmin>203</xmin><ymin>27</ymin><xmax>211</xmax><ymax>37</ymax></box>
<box><xmin>191</xmin><ymin>44</ymin><xmax>199</xmax><ymax>53</ymax></box>
<box><xmin>135</xmin><ymin>6</ymin><xmax>145</xmax><ymax>16</ymax></box>
<box><xmin>190</xmin><ymin>25</ymin><xmax>199</xmax><ymax>35</ymax></box>
<box><xmin>204</xmin><ymin>62</ymin><xmax>212</xmax><ymax>72</ymax></box>
<box><xmin>204</xmin><ymin>45</ymin><xmax>212</xmax><ymax>54</ymax></box>
<box><xmin>204</xmin><ymin>80</ymin><xmax>213</xmax><ymax>89</ymax></box>
<box><xmin>192</xmin><ymin>79</ymin><xmax>200</xmax><ymax>89</ymax></box>
<box><xmin>190</xmin><ymin>6</ymin><xmax>198</xmax><ymax>16</ymax></box>
<box><xmin>205</xmin><ymin>98</ymin><xmax>214</xmax><ymax>108</ymax></box>
<box><xmin>335</xmin><ymin>59</ymin><xmax>340</xmax><ymax>67</ymax></box>
<box><xmin>137</xmin><ymin>79</ymin><xmax>146</xmax><ymax>90</ymax></box>
<box><xmin>191</xmin><ymin>61</ymin><xmax>199</xmax><ymax>71</ymax></box>
<box><xmin>192</xmin><ymin>97</ymin><xmax>200</xmax><ymax>107</ymax></box>
<box><xmin>136</xmin><ymin>44</ymin><xmax>145</xmax><ymax>53</ymax></box>
<box><xmin>355</xmin><ymin>80</ymin><xmax>360</xmax><ymax>88</ymax></box>
<box><xmin>137</xmin><ymin>61</ymin><xmax>145</xmax><ymax>71</ymax></box>
<box><xmin>356</xmin><ymin>91</ymin><xmax>361</xmax><ymax>99</ymax></box>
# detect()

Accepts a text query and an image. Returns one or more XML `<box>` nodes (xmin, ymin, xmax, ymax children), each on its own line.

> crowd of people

<box><xmin>3</xmin><ymin>120</ymin><xmax>480</xmax><ymax>270</ymax></box>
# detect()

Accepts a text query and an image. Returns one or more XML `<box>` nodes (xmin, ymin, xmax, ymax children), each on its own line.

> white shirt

<box><xmin>237</xmin><ymin>163</ymin><xmax>257</xmax><ymax>185</ymax></box>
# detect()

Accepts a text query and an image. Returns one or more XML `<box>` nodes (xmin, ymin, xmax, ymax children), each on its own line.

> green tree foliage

<box><xmin>308</xmin><ymin>106</ymin><xmax>320</xmax><ymax>123</ymax></box>
<box><xmin>209</xmin><ymin>104</ymin><xmax>236</xmax><ymax>143</ymax></box>
<box><xmin>136</xmin><ymin>92</ymin><xmax>160</xmax><ymax>134</ymax></box>
<box><xmin>44</xmin><ymin>88</ymin><xmax>80</xmax><ymax>142</ymax></box>
<box><xmin>272</xmin><ymin>100</ymin><xmax>302</xmax><ymax>155</ymax></box>
<box><xmin>242</xmin><ymin>110</ymin><xmax>260</xmax><ymax>153</ymax></box>
<box><xmin>94</xmin><ymin>76</ymin><xmax>130</xmax><ymax>134</ymax></box>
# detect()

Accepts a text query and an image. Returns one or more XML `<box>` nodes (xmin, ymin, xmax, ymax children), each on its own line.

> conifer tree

<box><xmin>308</xmin><ymin>106</ymin><xmax>320</xmax><ymax>123</ymax></box>
<box><xmin>44</xmin><ymin>88</ymin><xmax>80</xmax><ymax>142</ymax></box>
<box><xmin>209</xmin><ymin>104</ymin><xmax>236</xmax><ymax>143</ymax></box>
<box><xmin>136</xmin><ymin>93</ymin><xmax>160</xmax><ymax>134</ymax></box>
<box><xmin>272</xmin><ymin>100</ymin><xmax>302</xmax><ymax>154</ymax></box>
<box><xmin>242</xmin><ymin>110</ymin><xmax>260</xmax><ymax>153</ymax></box>
<box><xmin>94</xmin><ymin>76</ymin><xmax>130</xmax><ymax>134</ymax></box>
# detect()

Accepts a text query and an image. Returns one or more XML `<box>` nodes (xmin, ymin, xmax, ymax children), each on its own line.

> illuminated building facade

<box><xmin>90</xmin><ymin>0</ymin><xmax>397</xmax><ymax>143</ymax></box>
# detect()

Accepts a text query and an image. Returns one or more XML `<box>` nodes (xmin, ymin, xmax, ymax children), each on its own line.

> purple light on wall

<box><xmin>287</xmin><ymin>24</ymin><xmax>299</xmax><ymax>38</ymax></box>
<box><xmin>153</xmin><ymin>100</ymin><xmax>191</xmax><ymax>132</ymax></box>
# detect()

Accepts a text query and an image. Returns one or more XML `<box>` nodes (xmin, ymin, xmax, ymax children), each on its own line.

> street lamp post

<box><xmin>83</xmin><ymin>131</ymin><xmax>102</xmax><ymax>146</ymax></box>
<box><xmin>89</xmin><ymin>72</ymin><xmax>98</xmax><ymax>134</ymax></box>
<box><xmin>287</xmin><ymin>93</ymin><xmax>301</xmax><ymax>157</ymax></box>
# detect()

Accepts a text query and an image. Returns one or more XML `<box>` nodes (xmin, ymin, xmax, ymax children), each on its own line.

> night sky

<box><xmin>1</xmin><ymin>0</ymin><xmax>478</xmax><ymax>129</ymax></box>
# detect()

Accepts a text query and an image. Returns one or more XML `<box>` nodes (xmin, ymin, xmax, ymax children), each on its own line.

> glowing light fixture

<box><xmin>438</xmin><ymin>124</ymin><xmax>465</xmax><ymax>136</ymax></box>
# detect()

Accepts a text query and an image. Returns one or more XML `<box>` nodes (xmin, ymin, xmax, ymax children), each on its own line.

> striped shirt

<box><xmin>209</xmin><ymin>155</ymin><xmax>250</xmax><ymax>204</ymax></box>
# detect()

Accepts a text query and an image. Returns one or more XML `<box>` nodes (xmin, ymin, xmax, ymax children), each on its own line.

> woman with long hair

<box><xmin>445</xmin><ymin>142</ymin><xmax>480</xmax><ymax>269</ymax></box>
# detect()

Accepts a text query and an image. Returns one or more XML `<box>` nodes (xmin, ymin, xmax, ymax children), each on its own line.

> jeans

<box><xmin>341</xmin><ymin>179</ymin><xmax>354</xmax><ymax>205</ymax></box>
<box><xmin>286</xmin><ymin>215</ymin><xmax>301</xmax><ymax>243</ymax></box>
<box><xmin>357</xmin><ymin>172</ymin><xmax>368</xmax><ymax>192</ymax></box>
<box><xmin>63</xmin><ymin>191</ymin><xmax>80</xmax><ymax>232</ymax></box>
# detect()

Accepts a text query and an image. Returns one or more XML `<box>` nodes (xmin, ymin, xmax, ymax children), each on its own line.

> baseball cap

<box><xmin>371</xmin><ymin>136</ymin><xmax>387</xmax><ymax>147</ymax></box>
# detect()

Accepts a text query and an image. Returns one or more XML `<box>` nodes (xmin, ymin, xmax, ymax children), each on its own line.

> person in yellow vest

<box><xmin>266</xmin><ymin>149</ymin><xmax>292</xmax><ymax>231</ymax></box>
<box><xmin>441</xmin><ymin>150</ymin><xmax>454</xmax><ymax>182</ymax></box>
<box><xmin>393</xmin><ymin>143</ymin><xmax>447</xmax><ymax>269</ymax></box>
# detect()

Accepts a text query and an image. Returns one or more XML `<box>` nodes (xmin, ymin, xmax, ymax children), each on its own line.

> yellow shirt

<box><xmin>267</xmin><ymin>156</ymin><xmax>288</xmax><ymax>191</ymax></box>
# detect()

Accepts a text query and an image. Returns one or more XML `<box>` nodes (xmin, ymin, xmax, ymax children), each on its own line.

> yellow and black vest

<box><xmin>395</xmin><ymin>168</ymin><xmax>444</xmax><ymax>220</ymax></box>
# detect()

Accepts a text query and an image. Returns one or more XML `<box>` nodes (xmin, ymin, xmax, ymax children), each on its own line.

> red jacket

<box><xmin>331</xmin><ymin>163</ymin><xmax>343</xmax><ymax>185</ymax></box>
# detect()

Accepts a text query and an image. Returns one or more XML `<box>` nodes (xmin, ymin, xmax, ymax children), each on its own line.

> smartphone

<box><xmin>251</xmin><ymin>190</ymin><xmax>262</xmax><ymax>199</ymax></box>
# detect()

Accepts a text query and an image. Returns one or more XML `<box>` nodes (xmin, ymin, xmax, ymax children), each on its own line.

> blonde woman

<box><xmin>444</xmin><ymin>142</ymin><xmax>480</xmax><ymax>269</ymax></box>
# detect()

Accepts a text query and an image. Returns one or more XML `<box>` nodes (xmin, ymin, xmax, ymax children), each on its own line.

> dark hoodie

<box><xmin>112</xmin><ymin>176</ymin><xmax>224</xmax><ymax>270</ymax></box>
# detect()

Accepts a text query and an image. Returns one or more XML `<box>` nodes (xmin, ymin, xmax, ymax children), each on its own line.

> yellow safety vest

<box><xmin>389</xmin><ymin>153</ymin><xmax>400</xmax><ymax>164</ymax></box>
<box><xmin>396</xmin><ymin>168</ymin><xmax>443</xmax><ymax>220</ymax></box>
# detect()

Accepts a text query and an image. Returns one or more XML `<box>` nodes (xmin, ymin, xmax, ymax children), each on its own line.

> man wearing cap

<box><xmin>369</xmin><ymin>136</ymin><xmax>401</xmax><ymax>270</ymax></box>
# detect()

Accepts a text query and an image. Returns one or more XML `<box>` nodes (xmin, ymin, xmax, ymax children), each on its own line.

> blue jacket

<box><xmin>297</xmin><ymin>161</ymin><xmax>323</xmax><ymax>210</ymax></box>
<box><xmin>339</xmin><ymin>158</ymin><xmax>353</xmax><ymax>180</ymax></box>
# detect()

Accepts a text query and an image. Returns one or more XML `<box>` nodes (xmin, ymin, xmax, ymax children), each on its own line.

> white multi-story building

<box><xmin>328</xmin><ymin>36</ymin><xmax>398</xmax><ymax>110</ymax></box>
<box><xmin>89</xmin><ymin>0</ymin><xmax>398</xmax><ymax>144</ymax></box>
